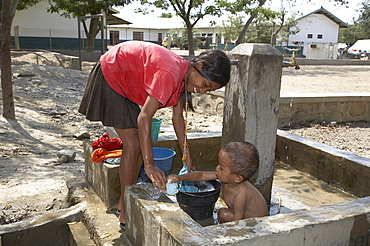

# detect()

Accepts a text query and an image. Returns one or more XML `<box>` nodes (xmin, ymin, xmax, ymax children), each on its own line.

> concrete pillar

<box><xmin>222</xmin><ymin>43</ymin><xmax>282</xmax><ymax>204</ymax></box>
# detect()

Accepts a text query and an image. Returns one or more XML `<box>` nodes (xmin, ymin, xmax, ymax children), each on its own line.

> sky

<box><xmin>114</xmin><ymin>0</ymin><xmax>364</xmax><ymax>29</ymax></box>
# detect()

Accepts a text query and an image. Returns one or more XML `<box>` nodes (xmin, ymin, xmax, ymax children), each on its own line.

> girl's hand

<box><xmin>182</xmin><ymin>157</ymin><xmax>196</xmax><ymax>172</ymax></box>
<box><xmin>145</xmin><ymin>164</ymin><xmax>167</xmax><ymax>192</ymax></box>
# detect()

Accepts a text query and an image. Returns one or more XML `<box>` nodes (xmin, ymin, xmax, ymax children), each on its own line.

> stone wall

<box><xmin>193</xmin><ymin>92</ymin><xmax>370</xmax><ymax>127</ymax></box>
<box><xmin>279</xmin><ymin>94</ymin><xmax>370</xmax><ymax>127</ymax></box>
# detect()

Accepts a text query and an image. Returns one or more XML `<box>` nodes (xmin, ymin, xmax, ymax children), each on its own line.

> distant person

<box><xmin>78</xmin><ymin>40</ymin><xmax>231</xmax><ymax>229</ymax></box>
<box><xmin>168</xmin><ymin>141</ymin><xmax>268</xmax><ymax>223</ymax></box>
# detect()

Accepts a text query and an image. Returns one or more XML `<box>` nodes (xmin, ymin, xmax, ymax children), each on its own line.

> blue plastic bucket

<box><xmin>139</xmin><ymin>147</ymin><xmax>176</xmax><ymax>182</ymax></box>
<box><xmin>151</xmin><ymin>118</ymin><xmax>162</xmax><ymax>141</ymax></box>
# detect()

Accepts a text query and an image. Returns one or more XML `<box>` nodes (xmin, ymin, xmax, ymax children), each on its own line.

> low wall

<box><xmin>293</xmin><ymin>57</ymin><xmax>370</xmax><ymax>66</ymax></box>
<box><xmin>126</xmin><ymin>183</ymin><xmax>370</xmax><ymax>246</ymax></box>
<box><xmin>276</xmin><ymin>130</ymin><xmax>370</xmax><ymax>198</ymax></box>
<box><xmin>193</xmin><ymin>92</ymin><xmax>370</xmax><ymax>128</ymax></box>
<box><xmin>0</xmin><ymin>203</ymin><xmax>85</xmax><ymax>245</ymax></box>
<box><xmin>278</xmin><ymin>93</ymin><xmax>370</xmax><ymax>127</ymax></box>
<box><xmin>123</xmin><ymin>130</ymin><xmax>370</xmax><ymax>245</ymax></box>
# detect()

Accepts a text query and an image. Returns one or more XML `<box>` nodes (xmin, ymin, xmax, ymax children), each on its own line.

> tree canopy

<box><xmin>339</xmin><ymin>2</ymin><xmax>370</xmax><ymax>43</ymax></box>
<box><xmin>137</xmin><ymin>0</ymin><xmax>223</xmax><ymax>55</ymax></box>
<box><xmin>47</xmin><ymin>0</ymin><xmax>131</xmax><ymax>52</ymax></box>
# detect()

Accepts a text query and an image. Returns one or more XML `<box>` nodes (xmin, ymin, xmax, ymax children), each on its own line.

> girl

<box><xmin>79</xmin><ymin>40</ymin><xmax>231</xmax><ymax>228</ymax></box>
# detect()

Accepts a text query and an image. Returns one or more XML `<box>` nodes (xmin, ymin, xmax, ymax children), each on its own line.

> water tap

<box><xmin>283</xmin><ymin>48</ymin><xmax>300</xmax><ymax>70</ymax></box>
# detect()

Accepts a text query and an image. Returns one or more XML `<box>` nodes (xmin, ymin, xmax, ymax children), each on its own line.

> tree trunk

<box><xmin>85</xmin><ymin>17</ymin><xmax>100</xmax><ymax>52</ymax></box>
<box><xmin>235</xmin><ymin>0</ymin><xmax>266</xmax><ymax>46</ymax></box>
<box><xmin>235</xmin><ymin>16</ymin><xmax>255</xmax><ymax>46</ymax></box>
<box><xmin>1</xmin><ymin>0</ymin><xmax>18</xmax><ymax>119</ymax></box>
<box><xmin>270</xmin><ymin>14</ymin><xmax>285</xmax><ymax>46</ymax></box>
<box><xmin>185</xmin><ymin>20</ymin><xmax>195</xmax><ymax>56</ymax></box>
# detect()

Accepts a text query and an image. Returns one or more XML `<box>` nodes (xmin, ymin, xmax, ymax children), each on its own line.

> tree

<box><xmin>220</xmin><ymin>0</ymin><xmax>350</xmax><ymax>46</ymax></box>
<box><xmin>218</xmin><ymin>10</ymin><xmax>297</xmax><ymax>46</ymax></box>
<box><xmin>270</xmin><ymin>12</ymin><xmax>285</xmax><ymax>45</ymax></box>
<box><xmin>218</xmin><ymin>15</ymin><xmax>244</xmax><ymax>44</ymax></box>
<box><xmin>137</xmin><ymin>0</ymin><xmax>222</xmax><ymax>55</ymax></box>
<box><xmin>270</xmin><ymin>11</ymin><xmax>299</xmax><ymax>46</ymax></box>
<box><xmin>1</xmin><ymin>0</ymin><xmax>40</xmax><ymax>119</ymax></box>
<box><xmin>217</xmin><ymin>0</ymin><xmax>273</xmax><ymax>45</ymax></box>
<box><xmin>169</xmin><ymin>27</ymin><xmax>201</xmax><ymax>50</ymax></box>
<box><xmin>48</xmin><ymin>0</ymin><xmax>131</xmax><ymax>52</ymax></box>
<box><xmin>339</xmin><ymin>2</ymin><xmax>370</xmax><ymax>43</ymax></box>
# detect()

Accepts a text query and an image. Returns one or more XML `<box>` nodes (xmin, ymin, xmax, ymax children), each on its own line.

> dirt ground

<box><xmin>0</xmin><ymin>50</ymin><xmax>369</xmax><ymax>225</ymax></box>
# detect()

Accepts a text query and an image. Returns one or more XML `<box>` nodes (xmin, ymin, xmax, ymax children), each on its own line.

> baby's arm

<box><xmin>168</xmin><ymin>171</ymin><xmax>217</xmax><ymax>183</ymax></box>
<box><xmin>230</xmin><ymin>197</ymin><xmax>248</xmax><ymax>221</ymax></box>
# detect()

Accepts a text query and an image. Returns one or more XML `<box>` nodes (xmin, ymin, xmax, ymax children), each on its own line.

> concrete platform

<box><xmin>82</xmin><ymin>125</ymin><xmax>370</xmax><ymax>245</ymax></box>
<box><xmin>125</xmin><ymin>183</ymin><xmax>370</xmax><ymax>246</ymax></box>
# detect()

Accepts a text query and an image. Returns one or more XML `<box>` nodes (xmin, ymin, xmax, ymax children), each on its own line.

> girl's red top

<box><xmin>100</xmin><ymin>40</ymin><xmax>190</xmax><ymax>108</ymax></box>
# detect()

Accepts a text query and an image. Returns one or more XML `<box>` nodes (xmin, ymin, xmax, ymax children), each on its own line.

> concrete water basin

<box><xmin>83</xmin><ymin>128</ymin><xmax>370</xmax><ymax>245</ymax></box>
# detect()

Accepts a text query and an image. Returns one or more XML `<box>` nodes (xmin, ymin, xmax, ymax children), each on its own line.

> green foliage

<box><xmin>218</xmin><ymin>15</ymin><xmax>244</xmax><ymax>43</ymax></box>
<box><xmin>216</xmin><ymin>0</ymin><xmax>276</xmax><ymax>19</ymax></box>
<box><xmin>169</xmin><ymin>27</ymin><xmax>200</xmax><ymax>49</ymax></box>
<box><xmin>16</xmin><ymin>0</ymin><xmax>41</xmax><ymax>11</ymax></box>
<box><xmin>218</xmin><ymin>10</ymin><xmax>299</xmax><ymax>45</ymax></box>
<box><xmin>244</xmin><ymin>14</ymin><xmax>271</xmax><ymax>43</ymax></box>
<box><xmin>160</xmin><ymin>12</ymin><xmax>173</xmax><ymax>18</ymax></box>
<box><xmin>0</xmin><ymin>0</ymin><xmax>40</xmax><ymax>13</ymax></box>
<box><xmin>47</xmin><ymin>0</ymin><xmax>132</xmax><ymax>17</ymax></box>
<box><xmin>275</xmin><ymin>12</ymin><xmax>300</xmax><ymax>45</ymax></box>
<box><xmin>338</xmin><ymin>2</ymin><xmax>370</xmax><ymax>43</ymax></box>
<box><xmin>138</xmin><ymin>0</ymin><xmax>223</xmax><ymax>54</ymax></box>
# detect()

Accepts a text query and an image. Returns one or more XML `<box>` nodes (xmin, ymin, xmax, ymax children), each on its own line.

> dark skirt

<box><xmin>78</xmin><ymin>62</ymin><xmax>141</xmax><ymax>129</ymax></box>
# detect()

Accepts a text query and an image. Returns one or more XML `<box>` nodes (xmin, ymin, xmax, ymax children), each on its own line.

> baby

<box><xmin>168</xmin><ymin>141</ymin><xmax>268</xmax><ymax>223</ymax></box>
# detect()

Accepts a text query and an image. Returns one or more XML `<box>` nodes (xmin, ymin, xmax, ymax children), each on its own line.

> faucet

<box><xmin>283</xmin><ymin>48</ymin><xmax>300</xmax><ymax>69</ymax></box>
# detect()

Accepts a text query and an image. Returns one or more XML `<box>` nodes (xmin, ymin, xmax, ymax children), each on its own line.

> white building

<box><xmin>287</xmin><ymin>7</ymin><xmax>349</xmax><ymax>59</ymax></box>
<box><xmin>10</xmin><ymin>0</ymin><xmax>223</xmax><ymax>51</ymax></box>
<box><xmin>11</xmin><ymin>0</ymin><xmax>130</xmax><ymax>50</ymax></box>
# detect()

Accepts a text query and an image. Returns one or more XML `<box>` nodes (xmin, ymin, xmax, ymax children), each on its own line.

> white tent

<box><xmin>348</xmin><ymin>39</ymin><xmax>370</xmax><ymax>55</ymax></box>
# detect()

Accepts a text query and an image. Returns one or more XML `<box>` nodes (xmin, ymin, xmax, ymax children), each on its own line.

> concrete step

<box><xmin>67</xmin><ymin>179</ymin><xmax>132</xmax><ymax>246</ymax></box>
<box><xmin>68</xmin><ymin>221</ymin><xmax>95</xmax><ymax>245</ymax></box>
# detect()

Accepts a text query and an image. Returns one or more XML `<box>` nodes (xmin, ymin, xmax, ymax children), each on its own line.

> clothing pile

<box><xmin>91</xmin><ymin>132</ymin><xmax>123</xmax><ymax>163</ymax></box>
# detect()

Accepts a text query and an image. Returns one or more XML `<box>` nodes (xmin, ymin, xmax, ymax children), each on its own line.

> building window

<box><xmin>109</xmin><ymin>31</ymin><xmax>119</xmax><ymax>45</ymax></box>
<box><xmin>133</xmin><ymin>31</ymin><xmax>143</xmax><ymax>41</ymax></box>
<box><xmin>158</xmin><ymin>33</ymin><xmax>163</xmax><ymax>43</ymax></box>
<box><xmin>317</xmin><ymin>34</ymin><xmax>323</xmax><ymax>39</ymax></box>
<box><xmin>307</xmin><ymin>34</ymin><xmax>313</xmax><ymax>38</ymax></box>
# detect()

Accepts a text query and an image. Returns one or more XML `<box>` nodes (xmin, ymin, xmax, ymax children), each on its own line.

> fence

<box><xmin>10</xmin><ymin>26</ymin><xmax>105</xmax><ymax>50</ymax></box>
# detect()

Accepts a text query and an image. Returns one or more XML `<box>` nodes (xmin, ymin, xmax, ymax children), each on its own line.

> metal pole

<box><xmin>14</xmin><ymin>26</ymin><xmax>20</xmax><ymax>50</ymax></box>
<box><xmin>101</xmin><ymin>15</ymin><xmax>104</xmax><ymax>54</ymax></box>
<box><xmin>78</xmin><ymin>19</ymin><xmax>82</xmax><ymax>71</ymax></box>
<box><xmin>49</xmin><ymin>29</ymin><xmax>52</xmax><ymax>50</ymax></box>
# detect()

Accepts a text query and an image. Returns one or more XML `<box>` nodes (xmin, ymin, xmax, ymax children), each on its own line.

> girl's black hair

<box><xmin>191</xmin><ymin>49</ymin><xmax>231</xmax><ymax>87</ymax></box>
<box><xmin>181</xmin><ymin>49</ymin><xmax>231</xmax><ymax>111</ymax></box>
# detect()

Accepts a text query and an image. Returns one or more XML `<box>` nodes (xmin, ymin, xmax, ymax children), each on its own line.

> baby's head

<box><xmin>221</xmin><ymin>141</ymin><xmax>259</xmax><ymax>182</ymax></box>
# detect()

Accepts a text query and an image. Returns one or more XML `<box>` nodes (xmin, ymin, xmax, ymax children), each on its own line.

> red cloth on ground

<box><xmin>91</xmin><ymin>148</ymin><xmax>122</xmax><ymax>163</ymax></box>
<box><xmin>92</xmin><ymin>132</ymin><xmax>122</xmax><ymax>150</ymax></box>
